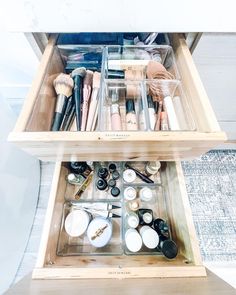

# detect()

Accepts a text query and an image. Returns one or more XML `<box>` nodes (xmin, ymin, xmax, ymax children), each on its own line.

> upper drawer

<box><xmin>8</xmin><ymin>33</ymin><xmax>226</xmax><ymax>161</ymax></box>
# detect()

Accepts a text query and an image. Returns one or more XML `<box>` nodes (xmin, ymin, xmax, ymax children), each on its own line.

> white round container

<box><xmin>127</xmin><ymin>212</ymin><xmax>139</xmax><ymax>228</ymax></box>
<box><xmin>140</xmin><ymin>226</ymin><xmax>159</xmax><ymax>249</ymax></box>
<box><xmin>87</xmin><ymin>217</ymin><xmax>112</xmax><ymax>248</ymax></box>
<box><xmin>139</xmin><ymin>187</ymin><xmax>153</xmax><ymax>202</ymax></box>
<box><xmin>124</xmin><ymin>186</ymin><xmax>137</xmax><ymax>201</ymax></box>
<box><xmin>123</xmin><ymin>169</ymin><xmax>136</xmax><ymax>183</ymax></box>
<box><xmin>145</xmin><ymin>161</ymin><xmax>161</xmax><ymax>176</ymax></box>
<box><xmin>65</xmin><ymin>210</ymin><xmax>90</xmax><ymax>237</ymax></box>
<box><xmin>143</xmin><ymin>212</ymin><xmax>153</xmax><ymax>224</ymax></box>
<box><xmin>125</xmin><ymin>229</ymin><xmax>142</xmax><ymax>252</ymax></box>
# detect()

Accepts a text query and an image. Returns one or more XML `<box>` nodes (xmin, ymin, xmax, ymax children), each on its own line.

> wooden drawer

<box><xmin>8</xmin><ymin>33</ymin><xmax>226</xmax><ymax>161</ymax></box>
<box><xmin>32</xmin><ymin>161</ymin><xmax>206</xmax><ymax>279</ymax></box>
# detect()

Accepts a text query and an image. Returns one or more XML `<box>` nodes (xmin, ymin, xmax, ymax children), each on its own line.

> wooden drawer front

<box><xmin>32</xmin><ymin>161</ymin><xmax>206</xmax><ymax>279</ymax></box>
<box><xmin>8</xmin><ymin>34</ymin><xmax>226</xmax><ymax>161</ymax></box>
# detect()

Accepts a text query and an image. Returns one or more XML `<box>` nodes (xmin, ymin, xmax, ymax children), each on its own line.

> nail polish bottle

<box><xmin>158</xmin><ymin>235</ymin><xmax>178</xmax><ymax>259</ymax></box>
<box><xmin>138</xmin><ymin>209</ymin><xmax>153</xmax><ymax>226</ymax></box>
<box><xmin>126</xmin><ymin>99</ymin><xmax>138</xmax><ymax>130</ymax></box>
<box><xmin>147</xmin><ymin>95</ymin><xmax>156</xmax><ymax>130</ymax></box>
<box><xmin>96</xmin><ymin>178</ymin><xmax>108</xmax><ymax>191</ymax></box>
<box><xmin>111</xmin><ymin>104</ymin><xmax>122</xmax><ymax>131</ymax></box>
<box><xmin>98</xmin><ymin>167</ymin><xmax>109</xmax><ymax>179</ymax></box>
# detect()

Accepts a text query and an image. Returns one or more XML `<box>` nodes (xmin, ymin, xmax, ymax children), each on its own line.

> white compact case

<box><xmin>65</xmin><ymin>209</ymin><xmax>91</xmax><ymax>237</ymax></box>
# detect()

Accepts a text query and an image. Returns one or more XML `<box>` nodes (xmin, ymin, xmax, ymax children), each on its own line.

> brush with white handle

<box><xmin>86</xmin><ymin>72</ymin><xmax>101</xmax><ymax>131</ymax></box>
<box><xmin>81</xmin><ymin>70</ymin><xmax>93</xmax><ymax>131</ymax></box>
<box><xmin>163</xmin><ymin>96</ymin><xmax>180</xmax><ymax>130</ymax></box>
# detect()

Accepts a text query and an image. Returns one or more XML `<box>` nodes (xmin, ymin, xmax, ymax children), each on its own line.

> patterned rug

<box><xmin>182</xmin><ymin>150</ymin><xmax>236</xmax><ymax>262</ymax></box>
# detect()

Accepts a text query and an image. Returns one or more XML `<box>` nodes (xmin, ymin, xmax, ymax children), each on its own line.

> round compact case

<box><xmin>64</xmin><ymin>209</ymin><xmax>91</xmax><ymax>237</ymax></box>
<box><xmin>87</xmin><ymin>217</ymin><xmax>113</xmax><ymax>248</ymax></box>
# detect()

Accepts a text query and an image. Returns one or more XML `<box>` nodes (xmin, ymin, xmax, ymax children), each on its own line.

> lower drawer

<box><xmin>33</xmin><ymin>161</ymin><xmax>206</xmax><ymax>279</ymax></box>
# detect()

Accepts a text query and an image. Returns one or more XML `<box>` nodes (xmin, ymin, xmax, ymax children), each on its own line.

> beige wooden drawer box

<box><xmin>8</xmin><ymin>34</ymin><xmax>226</xmax><ymax>162</ymax></box>
<box><xmin>33</xmin><ymin>161</ymin><xmax>206</xmax><ymax>279</ymax></box>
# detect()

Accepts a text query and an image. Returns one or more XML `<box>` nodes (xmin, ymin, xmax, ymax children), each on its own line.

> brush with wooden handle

<box><xmin>71</xmin><ymin>67</ymin><xmax>86</xmax><ymax>131</ymax></box>
<box><xmin>86</xmin><ymin>72</ymin><xmax>101</xmax><ymax>131</ymax></box>
<box><xmin>81</xmin><ymin>70</ymin><xmax>93</xmax><ymax>131</ymax></box>
<box><xmin>51</xmin><ymin>73</ymin><xmax>74</xmax><ymax>131</ymax></box>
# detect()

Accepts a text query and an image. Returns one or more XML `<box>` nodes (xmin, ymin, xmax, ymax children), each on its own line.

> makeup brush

<box><xmin>51</xmin><ymin>73</ymin><xmax>74</xmax><ymax>131</ymax></box>
<box><xmin>86</xmin><ymin>72</ymin><xmax>101</xmax><ymax>131</ymax></box>
<box><xmin>71</xmin><ymin>67</ymin><xmax>86</xmax><ymax>131</ymax></box>
<box><xmin>60</xmin><ymin>96</ymin><xmax>74</xmax><ymax>130</ymax></box>
<box><xmin>81</xmin><ymin>70</ymin><xmax>93</xmax><ymax>131</ymax></box>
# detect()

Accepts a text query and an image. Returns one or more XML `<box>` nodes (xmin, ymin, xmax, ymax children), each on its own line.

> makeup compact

<box><xmin>138</xmin><ymin>209</ymin><xmax>153</xmax><ymax>226</ymax></box>
<box><xmin>158</xmin><ymin>235</ymin><xmax>178</xmax><ymax>259</ymax></box>
<box><xmin>123</xmin><ymin>169</ymin><xmax>136</xmax><ymax>183</ymax></box>
<box><xmin>125</xmin><ymin>228</ymin><xmax>142</xmax><ymax>252</ymax></box>
<box><xmin>87</xmin><ymin>217</ymin><xmax>113</xmax><ymax>248</ymax></box>
<box><xmin>139</xmin><ymin>226</ymin><xmax>159</xmax><ymax>249</ymax></box>
<box><xmin>139</xmin><ymin>187</ymin><xmax>153</xmax><ymax>202</ymax></box>
<box><xmin>124</xmin><ymin>186</ymin><xmax>137</xmax><ymax>201</ymax></box>
<box><xmin>65</xmin><ymin>210</ymin><xmax>91</xmax><ymax>237</ymax></box>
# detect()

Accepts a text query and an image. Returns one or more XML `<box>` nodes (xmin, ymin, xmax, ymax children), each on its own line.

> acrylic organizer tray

<box><xmin>57</xmin><ymin>161</ymin><xmax>172</xmax><ymax>257</ymax></box>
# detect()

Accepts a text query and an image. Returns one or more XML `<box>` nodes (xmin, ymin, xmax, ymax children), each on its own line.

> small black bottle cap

<box><xmin>108</xmin><ymin>163</ymin><xmax>117</xmax><ymax>172</ymax></box>
<box><xmin>161</xmin><ymin>240</ymin><xmax>178</xmax><ymax>259</ymax></box>
<box><xmin>98</xmin><ymin>167</ymin><xmax>109</xmax><ymax>179</ymax></box>
<box><xmin>126</xmin><ymin>99</ymin><xmax>135</xmax><ymax>114</ymax></box>
<box><xmin>112</xmin><ymin>170</ymin><xmax>120</xmax><ymax>180</ymax></box>
<box><xmin>147</xmin><ymin>95</ymin><xmax>154</xmax><ymax>109</ymax></box>
<box><xmin>108</xmin><ymin>179</ymin><xmax>116</xmax><ymax>188</ymax></box>
<box><xmin>111</xmin><ymin>187</ymin><xmax>120</xmax><ymax>197</ymax></box>
<box><xmin>96</xmin><ymin>178</ymin><xmax>108</xmax><ymax>190</ymax></box>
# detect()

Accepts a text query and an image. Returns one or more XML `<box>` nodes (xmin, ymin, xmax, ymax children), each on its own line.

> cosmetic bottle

<box><xmin>111</xmin><ymin>104</ymin><xmax>122</xmax><ymax>131</ymax></box>
<box><xmin>126</xmin><ymin>99</ymin><xmax>138</xmax><ymax>131</ymax></box>
<box><xmin>124</xmin><ymin>186</ymin><xmax>137</xmax><ymax>201</ymax></box>
<box><xmin>128</xmin><ymin>199</ymin><xmax>141</xmax><ymax>211</ymax></box>
<box><xmin>108</xmin><ymin>163</ymin><xmax>117</xmax><ymax>172</ymax></box>
<box><xmin>158</xmin><ymin>235</ymin><xmax>178</xmax><ymax>259</ymax></box>
<box><xmin>139</xmin><ymin>187</ymin><xmax>153</xmax><ymax>202</ymax></box>
<box><xmin>125</xmin><ymin>228</ymin><xmax>142</xmax><ymax>252</ymax></box>
<box><xmin>111</xmin><ymin>187</ymin><xmax>120</xmax><ymax>197</ymax></box>
<box><xmin>147</xmin><ymin>95</ymin><xmax>156</xmax><ymax>130</ymax></box>
<box><xmin>98</xmin><ymin>167</ymin><xmax>109</xmax><ymax>179</ymax></box>
<box><xmin>139</xmin><ymin>99</ymin><xmax>146</xmax><ymax>131</ymax></box>
<box><xmin>139</xmin><ymin>226</ymin><xmax>159</xmax><ymax>249</ymax></box>
<box><xmin>70</xmin><ymin>161</ymin><xmax>92</xmax><ymax>176</ymax></box>
<box><xmin>127</xmin><ymin>212</ymin><xmax>139</xmax><ymax>228</ymax></box>
<box><xmin>123</xmin><ymin>169</ymin><xmax>137</xmax><ymax>183</ymax></box>
<box><xmin>153</xmin><ymin>218</ymin><xmax>169</xmax><ymax>237</ymax></box>
<box><xmin>108</xmin><ymin>179</ymin><xmax>116</xmax><ymax>188</ymax></box>
<box><xmin>160</xmin><ymin>111</ymin><xmax>169</xmax><ymax>131</ymax></box>
<box><xmin>112</xmin><ymin>170</ymin><xmax>120</xmax><ymax>180</ymax></box>
<box><xmin>138</xmin><ymin>209</ymin><xmax>153</xmax><ymax>226</ymax></box>
<box><xmin>96</xmin><ymin>178</ymin><xmax>108</xmax><ymax>191</ymax></box>
<box><xmin>145</xmin><ymin>161</ymin><xmax>161</xmax><ymax>177</ymax></box>
<box><xmin>66</xmin><ymin>173</ymin><xmax>86</xmax><ymax>186</ymax></box>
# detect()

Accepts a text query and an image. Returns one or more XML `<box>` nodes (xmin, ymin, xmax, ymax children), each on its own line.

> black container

<box><xmin>112</xmin><ymin>170</ymin><xmax>120</xmax><ymax>180</ymax></box>
<box><xmin>96</xmin><ymin>178</ymin><xmax>108</xmax><ymax>191</ymax></box>
<box><xmin>70</xmin><ymin>162</ymin><xmax>92</xmax><ymax>176</ymax></box>
<box><xmin>108</xmin><ymin>179</ymin><xmax>116</xmax><ymax>188</ymax></box>
<box><xmin>108</xmin><ymin>163</ymin><xmax>117</xmax><ymax>173</ymax></box>
<box><xmin>158</xmin><ymin>235</ymin><xmax>178</xmax><ymax>259</ymax></box>
<box><xmin>138</xmin><ymin>209</ymin><xmax>153</xmax><ymax>226</ymax></box>
<box><xmin>111</xmin><ymin>187</ymin><xmax>120</xmax><ymax>197</ymax></box>
<box><xmin>98</xmin><ymin>167</ymin><xmax>109</xmax><ymax>179</ymax></box>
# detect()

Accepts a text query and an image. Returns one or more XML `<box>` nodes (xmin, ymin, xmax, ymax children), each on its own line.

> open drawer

<box><xmin>8</xmin><ymin>33</ymin><xmax>226</xmax><ymax>161</ymax></box>
<box><xmin>33</xmin><ymin>161</ymin><xmax>206</xmax><ymax>279</ymax></box>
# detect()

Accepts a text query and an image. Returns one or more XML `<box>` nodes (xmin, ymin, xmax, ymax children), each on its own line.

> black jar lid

<box><xmin>98</xmin><ymin>167</ymin><xmax>109</xmax><ymax>179</ymax></box>
<box><xmin>70</xmin><ymin>162</ymin><xmax>88</xmax><ymax>173</ymax></box>
<box><xmin>161</xmin><ymin>239</ymin><xmax>178</xmax><ymax>259</ymax></box>
<box><xmin>112</xmin><ymin>170</ymin><xmax>120</xmax><ymax>180</ymax></box>
<box><xmin>111</xmin><ymin>187</ymin><xmax>120</xmax><ymax>197</ymax></box>
<box><xmin>108</xmin><ymin>179</ymin><xmax>116</xmax><ymax>188</ymax></box>
<box><xmin>108</xmin><ymin>163</ymin><xmax>117</xmax><ymax>172</ymax></box>
<box><xmin>96</xmin><ymin>178</ymin><xmax>108</xmax><ymax>190</ymax></box>
<box><xmin>153</xmin><ymin>218</ymin><xmax>169</xmax><ymax>235</ymax></box>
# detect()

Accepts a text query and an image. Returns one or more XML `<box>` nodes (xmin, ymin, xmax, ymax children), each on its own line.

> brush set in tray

<box><xmin>57</xmin><ymin>161</ymin><xmax>178</xmax><ymax>258</ymax></box>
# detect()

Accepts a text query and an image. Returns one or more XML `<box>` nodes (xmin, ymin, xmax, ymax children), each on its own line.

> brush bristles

<box><xmin>71</xmin><ymin>67</ymin><xmax>86</xmax><ymax>78</ymax></box>
<box><xmin>84</xmin><ymin>70</ymin><xmax>93</xmax><ymax>86</ymax></box>
<box><xmin>93</xmin><ymin>72</ymin><xmax>101</xmax><ymax>88</ymax></box>
<box><xmin>53</xmin><ymin>73</ymin><xmax>74</xmax><ymax>97</ymax></box>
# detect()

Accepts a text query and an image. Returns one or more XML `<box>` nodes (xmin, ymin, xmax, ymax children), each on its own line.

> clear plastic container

<box><xmin>57</xmin><ymin>201</ymin><xmax>123</xmax><ymax>256</ymax></box>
